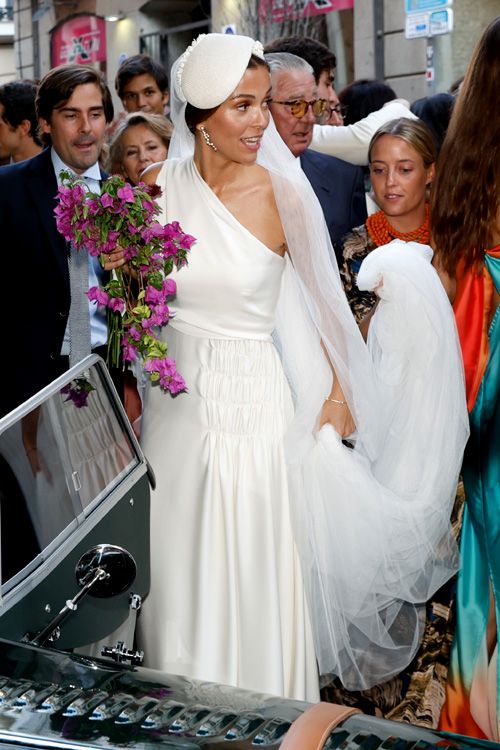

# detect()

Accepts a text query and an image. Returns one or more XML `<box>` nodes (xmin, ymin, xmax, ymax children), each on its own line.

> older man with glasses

<box><xmin>265</xmin><ymin>36</ymin><xmax>416</xmax><ymax>165</ymax></box>
<box><xmin>266</xmin><ymin>52</ymin><xmax>367</xmax><ymax>259</ymax></box>
<box><xmin>266</xmin><ymin>35</ymin><xmax>343</xmax><ymax>126</ymax></box>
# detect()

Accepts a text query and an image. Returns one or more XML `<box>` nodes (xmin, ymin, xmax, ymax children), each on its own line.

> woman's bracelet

<box><xmin>325</xmin><ymin>396</ymin><xmax>347</xmax><ymax>405</ymax></box>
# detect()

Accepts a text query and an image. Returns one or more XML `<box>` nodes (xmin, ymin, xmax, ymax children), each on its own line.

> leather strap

<box><xmin>281</xmin><ymin>702</ymin><xmax>361</xmax><ymax>750</ymax></box>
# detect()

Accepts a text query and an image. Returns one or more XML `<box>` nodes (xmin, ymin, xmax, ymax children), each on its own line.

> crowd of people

<box><xmin>0</xmin><ymin>15</ymin><xmax>499</xmax><ymax>742</ymax></box>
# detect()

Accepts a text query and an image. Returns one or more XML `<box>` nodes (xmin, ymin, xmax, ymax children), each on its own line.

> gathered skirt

<box><xmin>137</xmin><ymin>326</ymin><xmax>319</xmax><ymax>702</ymax></box>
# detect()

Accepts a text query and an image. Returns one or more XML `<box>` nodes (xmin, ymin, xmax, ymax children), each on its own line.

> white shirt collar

<box><xmin>51</xmin><ymin>147</ymin><xmax>102</xmax><ymax>184</ymax></box>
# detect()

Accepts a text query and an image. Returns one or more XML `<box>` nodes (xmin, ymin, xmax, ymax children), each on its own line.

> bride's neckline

<box><xmin>189</xmin><ymin>158</ymin><xmax>286</xmax><ymax>260</ymax></box>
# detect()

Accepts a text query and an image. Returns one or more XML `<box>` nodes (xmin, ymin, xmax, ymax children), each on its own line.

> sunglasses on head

<box><xmin>271</xmin><ymin>97</ymin><xmax>329</xmax><ymax>121</ymax></box>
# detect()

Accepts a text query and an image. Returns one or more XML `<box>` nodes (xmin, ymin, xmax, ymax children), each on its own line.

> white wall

<box><xmin>96</xmin><ymin>1</ymin><xmax>167</xmax><ymax>114</ymax></box>
<box><xmin>0</xmin><ymin>42</ymin><xmax>15</xmax><ymax>82</ymax></box>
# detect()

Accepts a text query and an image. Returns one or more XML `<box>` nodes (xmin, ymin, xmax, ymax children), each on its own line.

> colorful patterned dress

<box><xmin>440</xmin><ymin>247</ymin><xmax>500</xmax><ymax>740</ymax></box>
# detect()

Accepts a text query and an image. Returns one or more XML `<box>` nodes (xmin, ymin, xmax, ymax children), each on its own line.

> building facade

<box><xmin>0</xmin><ymin>0</ymin><xmax>14</xmax><ymax>82</ymax></box>
<box><xmin>11</xmin><ymin>0</ymin><xmax>209</xmax><ymax>108</ymax></box>
<box><xmin>7</xmin><ymin>0</ymin><xmax>500</xmax><ymax>106</ymax></box>
<box><xmin>355</xmin><ymin>0</ymin><xmax>500</xmax><ymax>101</ymax></box>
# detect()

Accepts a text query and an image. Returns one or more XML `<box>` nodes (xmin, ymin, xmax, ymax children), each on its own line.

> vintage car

<box><xmin>0</xmin><ymin>357</ymin><xmax>494</xmax><ymax>750</ymax></box>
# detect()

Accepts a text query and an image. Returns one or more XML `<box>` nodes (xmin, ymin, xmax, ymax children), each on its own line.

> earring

<box><xmin>200</xmin><ymin>125</ymin><xmax>217</xmax><ymax>152</ymax></box>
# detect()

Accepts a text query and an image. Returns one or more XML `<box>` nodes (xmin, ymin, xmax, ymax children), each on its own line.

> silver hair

<box><xmin>264</xmin><ymin>52</ymin><xmax>314</xmax><ymax>78</ymax></box>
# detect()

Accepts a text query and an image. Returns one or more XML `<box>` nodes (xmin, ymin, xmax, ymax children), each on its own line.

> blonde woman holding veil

<box><xmin>137</xmin><ymin>33</ymin><xmax>468</xmax><ymax>702</ymax></box>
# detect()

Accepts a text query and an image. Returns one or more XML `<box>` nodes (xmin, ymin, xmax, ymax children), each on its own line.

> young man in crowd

<box><xmin>0</xmin><ymin>80</ymin><xmax>43</xmax><ymax>163</ymax></box>
<box><xmin>115</xmin><ymin>54</ymin><xmax>169</xmax><ymax>116</ymax></box>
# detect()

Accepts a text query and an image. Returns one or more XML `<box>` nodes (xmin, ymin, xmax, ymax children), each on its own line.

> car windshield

<box><xmin>0</xmin><ymin>358</ymin><xmax>140</xmax><ymax>592</ymax></box>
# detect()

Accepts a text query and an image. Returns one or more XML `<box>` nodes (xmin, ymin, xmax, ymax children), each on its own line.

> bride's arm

<box><xmin>140</xmin><ymin>161</ymin><xmax>164</xmax><ymax>186</ymax></box>
<box><xmin>317</xmin><ymin>342</ymin><xmax>356</xmax><ymax>437</ymax></box>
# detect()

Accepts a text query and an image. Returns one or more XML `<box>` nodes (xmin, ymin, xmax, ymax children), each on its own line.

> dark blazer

<box><xmin>300</xmin><ymin>149</ymin><xmax>367</xmax><ymax>265</ymax></box>
<box><xmin>0</xmin><ymin>148</ymin><xmax>107</xmax><ymax>417</ymax></box>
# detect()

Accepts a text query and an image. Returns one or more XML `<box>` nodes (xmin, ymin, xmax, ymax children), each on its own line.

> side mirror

<box><xmin>30</xmin><ymin>544</ymin><xmax>137</xmax><ymax>647</ymax></box>
<box><xmin>75</xmin><ymin>544</ymin><xmax>137</xmax><ymax>598</ymax></box>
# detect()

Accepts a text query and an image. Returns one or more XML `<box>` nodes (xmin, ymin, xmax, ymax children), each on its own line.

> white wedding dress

<box><xmin>137</xmin><ymin>157</ymin><xmax>320</xmax><ymax>702</ymax></box>
<box><xmin>138</xmin><ymin>143</ymin><xmax>468</xmax><ymax>697</ymax></box>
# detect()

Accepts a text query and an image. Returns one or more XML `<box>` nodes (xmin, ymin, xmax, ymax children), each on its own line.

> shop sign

<box><xmin>405</xmin><ymin>6</ymin><xmax>453</xmax><ymax>37</ymax></box>
<box><xmin>259</xmin><ymin>0</ymin><xmax>353</xmax><ymax>23</ymax></box>
<box><xmin>405</xmin><ymin>0</ymin><xmax>451</xmax><ymax>11</ymax></box>
<box><xmin>51</xmin><ymin>14</ymin><xmax>107</xmax><ymax>67</ymax></box>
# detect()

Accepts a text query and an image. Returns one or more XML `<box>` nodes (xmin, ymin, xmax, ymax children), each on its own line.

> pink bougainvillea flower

<box><xmin>123</xmin><ymin>245</ymin><xmax>139</xmax><ymax>261</ymax></box>
<box><xmin>117</xmin><ymin>184</ymin><xmax>135</xmax><ymax>203</ymax></box>
<box><xmin>108</xmin><ymin>297</ymin><xmax>126</xmax><ymax>314</ymax></box>
<box><xmin>122</xmin><ymin>341</ymin><xmax>137</xmax><ymax>362</ymax></box>
<box><xmin>163</xmin><ymin>278</ymin><xmax>177</xmax><ymax>296</ymax></box>
<box><xmin>100</xmin><ymin>192</ymin><xmax>114</xmax><ymax>209</ymax></box>
<box><xmin>150</xmin><ymin>304</ymin><xmax>170</xmax><ymax>326</ymax></box>
<box><xmin>55</xmin><ymin>171</ymin><xmax>194</xmax><ymax>395</ymax></box>
<box><xmin>127</xmin><ymin>326</ymin><xmax>142</xmax><ymax>342</ymax></box>
<box><xmin>166</xmin><ymin>372</ymin><xmax>186</xmax><ymax>395</ymax></box>
<box><xmin>86</xmin><ymin>286</ymin><xmax>109</xmax><ymax>306</ymax></box>
<box><xmin>144</xmin><ymin>284</ymin><xmax>165</xmax><ymax>306</ymax></box>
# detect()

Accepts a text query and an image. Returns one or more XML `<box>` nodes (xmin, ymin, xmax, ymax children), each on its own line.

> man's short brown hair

<box><xmin>36</xmin><ymin>64</ymin><xmax>114</xmax><ymax>125</ymax></box>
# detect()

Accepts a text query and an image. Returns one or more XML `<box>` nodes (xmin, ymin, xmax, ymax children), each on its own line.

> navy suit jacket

<box><xmin>0</xmin><ymin>148</ymin><xmax>107</xmax><ymax>417</ymax></box>
<box><xmin>300</xmin><ymin>149</ymin><xmax>367</xmax><ymax>265</ymax></box>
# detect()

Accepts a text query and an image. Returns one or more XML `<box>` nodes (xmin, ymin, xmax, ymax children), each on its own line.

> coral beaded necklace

<box><xmin>366</xmin><ymin>204</ymin><xmax>430</xmax><ymax>247</ymax></box>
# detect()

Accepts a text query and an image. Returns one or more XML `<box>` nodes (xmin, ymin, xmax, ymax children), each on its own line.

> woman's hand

<box><xmin>102</xmin><ymin>249</ymin><xmax>138</xmax><ymax>280</ymax></box>
<box><xmin>318</xmin><ymin>399</ymin><xmax>355</xmax><ymax>437</ymax></box>
<box><xmin>103</xmin><ymin>249</ymin><xmax>128</xmax><ymax>271</ymax></box>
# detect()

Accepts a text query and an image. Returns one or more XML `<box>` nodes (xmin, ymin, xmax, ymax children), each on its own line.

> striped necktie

<box><xmin>68</xmin><ymin>239</ymin><xmax>91</xmax><ymax>368</ymax></box>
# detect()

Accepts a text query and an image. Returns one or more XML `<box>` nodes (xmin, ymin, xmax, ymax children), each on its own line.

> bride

<box><xmin>137</xmin><ymin>33</ymin><xmax>468</xmax><ymax>702</ymax></box>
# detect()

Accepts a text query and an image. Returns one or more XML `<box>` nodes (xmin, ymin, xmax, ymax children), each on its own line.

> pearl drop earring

<box><xmin>200</xmin><ymin>125</ymin><xmax>217</xmax><ymax>152</ymax></box>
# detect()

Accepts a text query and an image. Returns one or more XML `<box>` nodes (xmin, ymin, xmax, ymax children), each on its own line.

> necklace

<box><xmin>366</xmin><ymin>204</ymin><xmax>430</xmax><ymax>247</ymax></box>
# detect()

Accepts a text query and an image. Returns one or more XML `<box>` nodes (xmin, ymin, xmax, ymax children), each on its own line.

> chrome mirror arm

<box><xmin>29</xmin><ymin>567</ymin><xmax>109</xmax><ymax>647</ymax></box>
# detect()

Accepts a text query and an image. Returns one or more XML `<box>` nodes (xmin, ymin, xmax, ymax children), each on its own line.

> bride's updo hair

<box><xmin>185</xmin><ymin>54</ymin><xmax>269</xmax><ymax>134</ymax></box>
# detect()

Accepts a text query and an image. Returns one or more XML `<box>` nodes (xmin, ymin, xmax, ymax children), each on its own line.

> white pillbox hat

<box><xmin>176</xmin><ymin>33</ymin><xmax>265</xmax><ymax>110</ymax></box>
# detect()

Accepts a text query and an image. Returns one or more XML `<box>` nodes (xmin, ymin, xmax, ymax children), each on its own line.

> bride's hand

<box><xmin>103</xmin><ymin>249</ymin><xmax>138</xmax><ymax>279</ymax></box>
<box><xmin>318</xmin><ymin>399</ymin><xmax>355</xmax><ymax>437</ymax></box>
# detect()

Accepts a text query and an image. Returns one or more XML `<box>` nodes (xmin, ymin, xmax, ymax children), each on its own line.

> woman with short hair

<box><xmin>107</xmin><ymin>112</ymin><xmax>172</xmax><ymax>184</ymax></box>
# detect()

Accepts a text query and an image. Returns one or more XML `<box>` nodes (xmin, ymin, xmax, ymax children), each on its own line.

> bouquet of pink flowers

<box><xmin>55</xmin><ymin>173</ymin><xmax>196</xmax><ymax>395</ymax></box>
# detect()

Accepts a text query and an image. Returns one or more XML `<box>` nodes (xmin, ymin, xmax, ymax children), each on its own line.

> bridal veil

<box><xmin>166</xmin><ymin>33</ymin><xmax>469</xmax><ymax>690</ymax></box>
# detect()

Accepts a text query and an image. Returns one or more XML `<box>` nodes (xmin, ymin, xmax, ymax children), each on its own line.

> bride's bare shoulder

<box><xmin>248</xmin><ymin>163</ymin><xmax>275</xmax><ymax>195</ymax></box>
<box><xmin>252</xmin><ymin>163</ymin><xmax>271</xmax><ymax>183</ymax></box>
<box><xmin>140</xmin><ymin>161</ymin><xmax>165</xmax><ymax>186</ymax></box>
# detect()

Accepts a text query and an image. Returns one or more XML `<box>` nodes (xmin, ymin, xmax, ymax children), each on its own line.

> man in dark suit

<box><xmin>266</xmin><ymin>52</ymin><xmax>366</xmax><ymax>261</ymax></box>
<box><xmin>0</xmin><ymin>64</ymin><xmax>122</xmax><ymax>418</ymax></box>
